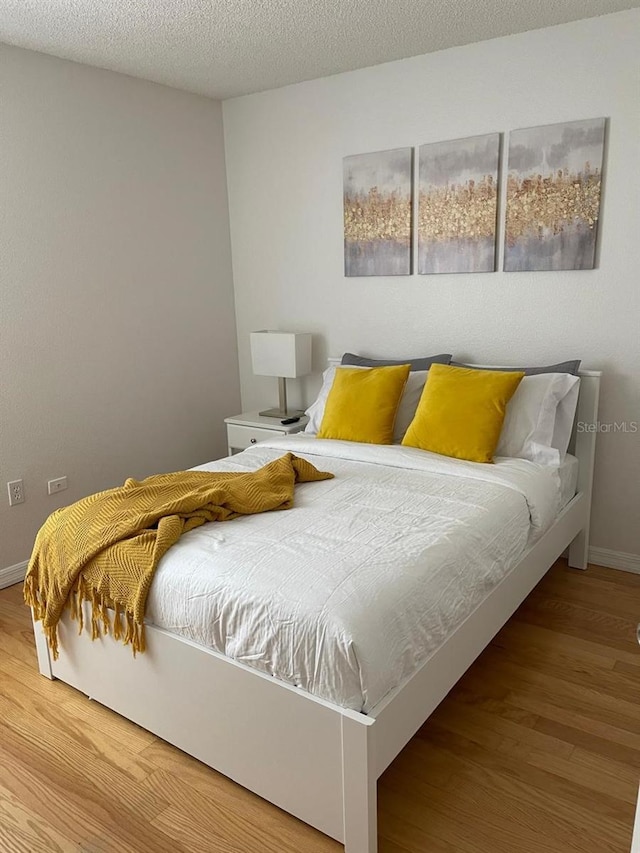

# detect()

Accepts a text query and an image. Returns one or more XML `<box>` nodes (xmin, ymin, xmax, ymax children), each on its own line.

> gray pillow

<box><xmin>341</xmin><ymin>352</ymin><xmax>452</xmax><ymax>371</ymax></box>
<box><xmin>450</xmin><ymin>359</ymin><xmax>581</xmax><ymax>376</ymax></box>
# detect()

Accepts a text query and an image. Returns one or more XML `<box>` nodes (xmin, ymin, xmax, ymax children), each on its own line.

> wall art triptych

<box><xmin>343</xmin><ymin>118</ymin><xmax>605</xmax><ymax>277</ymax></box>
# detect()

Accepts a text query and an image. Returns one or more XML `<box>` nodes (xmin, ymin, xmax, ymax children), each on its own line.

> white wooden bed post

<box><xmin>342</xmin><ymin>714</ymin><xmax>377</xmax><ymax>853</ymax></box>
<box><xmin>568</xmin><ymin>370</ymin><xmax>601</xmax><ymax>570</ymax></box>
<box><xmin>32</xmin><ymin>617</ymin><xmax>53</xmax><ymax>679</ymax></box>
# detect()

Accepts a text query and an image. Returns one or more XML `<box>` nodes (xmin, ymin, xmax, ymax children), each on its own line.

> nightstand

<box><xmin>224</xmin><ymin>411</ymin><xmax>309</xmax><ymax>456</ymax></box>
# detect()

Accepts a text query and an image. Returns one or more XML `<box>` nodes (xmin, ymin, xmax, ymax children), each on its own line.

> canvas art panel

<box><xmin>504</xmin><ymin>118</ymin><xmax>605</xmax><ymax>271</ymax></box>
<box><xmin>418</xmin><ymin>133</ymin><xmax>500</xmax><ymax>274</ymax></box>
<box><xmin>343</xmin><ymin>147</ymin><xmax>413</xmax><ymax>276</ymax></box>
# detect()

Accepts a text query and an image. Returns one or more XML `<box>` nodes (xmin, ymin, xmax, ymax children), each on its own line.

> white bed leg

<box><xmin>631</xmin><ymin>784</ymin><xmax>640</xmax><ymax>851</ymax></box>
<box><xmin>568</xmin><ymin>528</ymin><xmax>589</xmax><ymax>570</ymax></box>
<box><xmin>31</xmin><ymin>612</ymin><xmax>54</xmax><ymax>679</ymax></box>
<box><xmin>341</xmin><ymin>714</ymin><xmax>377</xmax><ymax>853</ymax></box>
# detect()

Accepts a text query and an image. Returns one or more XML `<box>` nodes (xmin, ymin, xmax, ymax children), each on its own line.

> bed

<box><xmin>31</xmin><ymin>363</ymin><xmax>601</xmax><ymax>853</ymax></box>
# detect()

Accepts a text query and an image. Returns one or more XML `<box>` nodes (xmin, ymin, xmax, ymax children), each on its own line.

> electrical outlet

<box><xmin>48</xmin><ymin>476</ymin><xmax>68</xmax><ymax>495</ymax></box>
<box><xmin>7</xmin><ymin>480</ymin><xmax>25</xmax><ymax>506</ymax></box>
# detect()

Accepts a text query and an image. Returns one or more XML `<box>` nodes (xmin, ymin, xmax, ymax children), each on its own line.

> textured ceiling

<box><xmin>0</xmin><ymin>0</ymin><xmax>638</xmax><ymax>100</ymax></box>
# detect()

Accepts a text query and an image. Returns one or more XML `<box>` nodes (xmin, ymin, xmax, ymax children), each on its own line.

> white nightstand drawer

<box><xmin>227</xmin><ymin>424</ymin><xmax>284</xmax><ymax>452</ymax></box>
<box><xmin>224</xmin><ymin>412</ymin><xmax>308</xmax><ymax>456</ymax></box>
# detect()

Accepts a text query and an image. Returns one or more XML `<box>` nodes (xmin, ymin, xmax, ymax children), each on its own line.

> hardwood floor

<box><xmin>1</xmin><ymin>560</ymin><xmax>639</xmax><ymax>852</ymax></box>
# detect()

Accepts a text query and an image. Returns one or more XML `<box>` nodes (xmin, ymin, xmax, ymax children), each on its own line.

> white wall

<box><xmin>224</xmin><ymin>9</ymin><xmax>640</xmax><ymax>559</ymax></box>
<box><xmin>0</xmin><ymin>44</ymin><xmax>240</xmax><ymax>571</ymax></box>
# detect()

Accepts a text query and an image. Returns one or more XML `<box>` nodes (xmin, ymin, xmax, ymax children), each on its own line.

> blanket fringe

<box><xmin>25</xmin><ymin>574</ymin><xmax>146</xmax><ymax>661</ymax></box>
<box><xmin>23</xmin><ymin>572</ymin><xmax>42</xmax><ymax>620</ymax></box>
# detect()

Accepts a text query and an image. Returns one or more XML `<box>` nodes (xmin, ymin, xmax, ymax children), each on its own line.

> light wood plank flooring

<box><xmin>1</xmin><ymin>560</ymin><xmax>639</xmax><ymax>852</ymax></box>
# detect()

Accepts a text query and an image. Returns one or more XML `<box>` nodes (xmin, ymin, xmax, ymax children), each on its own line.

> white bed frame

<box><xmin>32</xmin><ymin>367</ymin><xmax>601</xmax><ymax>853</ymax></box>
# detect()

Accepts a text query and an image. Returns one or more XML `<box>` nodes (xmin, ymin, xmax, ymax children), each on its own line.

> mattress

<box><xmin>558</xmin><ymin>452</ymin><xmax>579</xmax><ymax>507</ymax></box>
<box><xmin>146</xmin><ymin>436</ymin><xmax>566</xmax><ymax>713</ymax></box>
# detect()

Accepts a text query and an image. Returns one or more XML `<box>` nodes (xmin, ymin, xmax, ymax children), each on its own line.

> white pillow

<box><xmin>551</xmin><ymin>380</ymin><xmax>580</xmax><ymax>456</ymax></box>
<box><xmin>394</xmin><ymin>371</ymin><xmax>429</xmax><ymax>440</ymax></box>
<box><xmin>305</xmin><ymin>365</ymin><xmax>428</xmax><ymax>443</ymax></box>
<box><xmin>304</xmin><ymin>365</ymin><xmax>341</xmax><ymax>434</ymax></box>
<box><xmin>496</xmin><ymin>373</ymin><xmax>580</xmax><ymax>465</ymax></box>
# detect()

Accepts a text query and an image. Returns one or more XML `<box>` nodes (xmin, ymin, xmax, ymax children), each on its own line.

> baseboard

<box><xmin>589</xmin><ymin>547</ymin><xmax>640</xmax><ymax>575</ymax></box>
<box><xmin>0</xmin><ymin>560</ymin><xmax>28</xmax><ymax>589</ymax></box>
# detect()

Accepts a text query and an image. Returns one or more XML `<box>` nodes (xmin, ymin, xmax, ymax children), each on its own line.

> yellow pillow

<box><xmin>402</xmin><ymin>364</ymin><xmax>524</xmax><ymax>463</ymax></box>
<box><xmin>318</xmin><ymin>364</ymin><xmax>411</xmax><ymax>444</ymax></box>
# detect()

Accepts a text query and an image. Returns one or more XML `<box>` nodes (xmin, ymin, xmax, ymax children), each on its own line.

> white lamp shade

<box><xmin>250</xmin><ymin>331</ymin><xmax>312</xmax><ymax>379</ymax></box>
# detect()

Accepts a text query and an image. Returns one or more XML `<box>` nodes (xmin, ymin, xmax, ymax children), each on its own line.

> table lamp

<box><xmin>250</xmin><ymin>331</ymin><xmax>312</xmax><ymax>418</ymax></box>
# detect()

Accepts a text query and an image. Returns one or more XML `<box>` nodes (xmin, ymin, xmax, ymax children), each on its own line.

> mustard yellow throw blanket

<box><xmin>25</xmin><ymin>453</ymin><xmax>333</xmax><ymax>660</ymax></box>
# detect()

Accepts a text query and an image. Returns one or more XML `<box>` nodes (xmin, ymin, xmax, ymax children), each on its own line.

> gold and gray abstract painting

<box><xmin>343</xmin><ymin>147</ymin><xmax>413</xmax><ymax>277</ymax></box>
<box><xmin>418</xmin><ymin>133</ymin><xmax>500</xmax><ymax>275</ymax></box>
<box><xmin>504</xmin><ymin>118</ymin><xmax>605</xmax><ymax>271</ymax></box>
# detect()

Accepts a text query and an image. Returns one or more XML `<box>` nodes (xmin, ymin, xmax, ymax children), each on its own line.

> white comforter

<box><xmin>145</xmin><ymin>436</ymin><xmax>562</xmax><ymax>713</ymax></box>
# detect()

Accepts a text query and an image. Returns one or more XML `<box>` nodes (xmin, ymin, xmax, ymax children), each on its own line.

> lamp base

<box><xmin>258</xmin><ymin>407</ymin><xmax>305</xmax><ymax>420</ymax></box>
